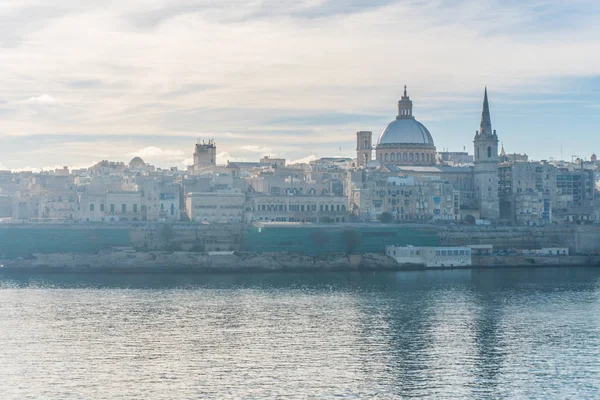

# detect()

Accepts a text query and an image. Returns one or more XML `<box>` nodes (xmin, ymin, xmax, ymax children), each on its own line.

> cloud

<box><xmin>289</xmin><ymin>154</ymin><xmax>318</xmax><ymax>165</ymax></box>
<box><xmin>0</xmin><ymin>0</ymin><xmax>599</xmax><ymax>166</ymax></box>
<box><xmin>126</xmin><ymin>146</ymin><xmax>187</xmax><ymax>165</ymax></box>
<box><xmin>216</xmin><ymin>151</ymin><xmax>245</xmax><ymax>164</ymax></box>
<box><xmin>241</xmin><ymin>145</ymin><xmax>274</xmax><ymax>154</ymax></box>
<box><xmin>26</xmin><ymin>94</ymin><xmax>60</xmax><ymax>105</ymax></box>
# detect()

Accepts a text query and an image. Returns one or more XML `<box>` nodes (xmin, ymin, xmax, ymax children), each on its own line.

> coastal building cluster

<box><xmin>0</xmin><ymin>87</ymin><xmax>598</xmax><ymax>226</ymax></box>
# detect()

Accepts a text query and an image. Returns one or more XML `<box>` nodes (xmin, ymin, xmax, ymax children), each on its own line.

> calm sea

<box><xmin>0</xmin><ymin>267</ymin><xmax>599</xmax><ymax>399</ymax></box>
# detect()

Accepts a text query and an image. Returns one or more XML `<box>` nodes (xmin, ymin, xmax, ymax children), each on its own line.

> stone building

<box><xmin>259</xmin><ymin>156</ymin><xmax>286</xmax><ymax>168</ymax></box>
<box><xmin>348</xmin><ymin>173</ymin><xmax>460</xmax><ymax>222</ymax></box>
<box><xmin>104</xmin><ymin>191</ymin><xmax>142</xmax><ymax>221</ymax></box>
<box><xmin>498</xmin><ymin>161</ymin><xmax>554</xmax><ymax>225</ymax></box>
<box><xmin>246</xmin><ymin>194</ymin><xmax>348</xmax><ymax>223</ymax></box>
<box><xmin>139</xmin><ymin>180</ymin><xmax>181</xmax><ymax>222</ymax></box>
<box><xmin>185</xmin><ymin>191</ymin><xmax>246</xmax><ymax>224</ymax></box>
<box><xmin>192</xmin><ymin>139</ymin><xmax>216</xmax><ymax>173</ymax></box>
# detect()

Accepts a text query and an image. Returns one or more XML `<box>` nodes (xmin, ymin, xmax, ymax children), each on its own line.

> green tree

<box><xmin>342</xmin><ymin>229</ymin><xmax>361</xmax><ymax>255</ymax></box>
<box><xmin>160</xmin><ymin>224</ymin><xmax>174</xmax><ymax>249</ymax></box>
<box><xmin>378</xmin><ymin>212</ymin><xmax>393</xmax><ymax>223</ymax></box>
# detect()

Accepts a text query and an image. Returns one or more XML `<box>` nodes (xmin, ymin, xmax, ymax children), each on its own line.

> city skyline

<box><xmin>1</xmin><ymin>0</ymin><xmax>600</xmax><ymax>170</ymax></box>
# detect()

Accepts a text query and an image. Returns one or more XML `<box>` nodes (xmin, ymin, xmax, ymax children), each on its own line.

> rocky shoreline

<box><xmin>1</xmin><ymin>251</ymin><xmax>600</xmax><ymax>273</ymax></box>
<box><xmin>0</xmin><ymin>251</ymin><xmax>399</xmax><ymax>272</ymax></box>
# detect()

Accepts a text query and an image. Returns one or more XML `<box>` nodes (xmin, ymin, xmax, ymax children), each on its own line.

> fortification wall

<box><xmin>438</xmin><ymin>225</ymin><xmax>600</xmax><ymax>254</ymax></box>
<box><xmin>0</xmin><ymin>223</ymin><xmax>243</xmax><ymax>258</ymax></box>
<box><xmin>0</xmin><ymin>222</ymin><xmax>597</xmax><ymax>259</ymax></box>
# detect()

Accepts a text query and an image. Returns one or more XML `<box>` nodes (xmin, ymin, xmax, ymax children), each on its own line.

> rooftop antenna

<box><xmin>560</xmin><ymin>145</ymin><xmax>563</xmax><ymax>161</ymax></box>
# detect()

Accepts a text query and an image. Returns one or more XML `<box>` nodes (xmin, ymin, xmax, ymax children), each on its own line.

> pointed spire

<box><xmin>404</xmin><ymin>85</ymin><xmax>407</xmax><ymax>98</ymax></box>
<box><xmin>479</xmin><ymin>86</ymin><xmax>492</xmax><ymax>136</ymax></box>
<box><xmin>500</xmin><ymin>142</ymin><xmax>506</xmax><ymax>157</ymax></box>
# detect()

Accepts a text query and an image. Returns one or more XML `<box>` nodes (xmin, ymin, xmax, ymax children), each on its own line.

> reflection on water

<box><xmin>0</xmin><ymin>267</ymin><xmax>599</xmax><ymax>399</ymax></box>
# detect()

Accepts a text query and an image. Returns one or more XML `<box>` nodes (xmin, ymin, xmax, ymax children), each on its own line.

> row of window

<box><xmin>256</xmin><ymin>216</ymin><xmax>346</xmax><ymax>222</ymax></box>
<box><xmin>256</xmin><ymin>204</ymin><xmax>347</xmax><ymax>212</ymax></box>
<box><xmin>379</xmin><ymin>152</ymin><xmax>432</xmax><ymax>163</ymax></box>
<box><xmin>435</xmin><ymin>249</ymin><xmax>471</xmax><ymax>256</ymax></box>
<box><xmin>89</xmin><ymin>203</ymin><xmax>175</xmax><ymax>215</ymax></box>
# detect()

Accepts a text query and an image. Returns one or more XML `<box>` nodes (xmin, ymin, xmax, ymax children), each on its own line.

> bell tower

<box><xmin>356</xmin><ymin>131</ymin><xmax>372</xmax><ymax>167</ymax></box>
<box><xmin>473</xmin><ymin>87</ymin><xmax>500</xmax><ymax>220</ymax></box>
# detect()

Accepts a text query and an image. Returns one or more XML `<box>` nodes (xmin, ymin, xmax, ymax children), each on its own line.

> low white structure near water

<box><xmin>386</xmin><ymin>245</ymin><xmax>472</xmax><ymax>268</ymax></box>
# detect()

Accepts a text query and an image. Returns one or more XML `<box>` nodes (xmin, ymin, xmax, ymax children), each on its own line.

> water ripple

<box><xmin>0</xmin><ymin>267</ymin><xmax>599</xmax><ymax>399</ymax></box>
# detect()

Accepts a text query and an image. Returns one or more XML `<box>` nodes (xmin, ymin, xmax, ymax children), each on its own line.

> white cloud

<box><xmin>241</xmin><ymin>145</ymin><xmax>274</xmax><ymax>154</ymax></box>
<box><xmin>180</xmin><ymin>157</ymin><xmax>193</xmax><ymax>166</ymax></box>
<box><xmin>216</xmin><ymin>151</ymin><xmax>245</xmax><ymax>165</ymax></box>
<box><xmin>26</xmin><ymin>94</ymin><xmax>60</xmax><ymax>105</ymax></box>
<box><xmin>289</xmin><ymin>154</ymin><xmax>317</xmax><ymax>165</ymax></box>
<box><xmin>127</xmin><ymin>146</ymin><xmax>184</xmax><ymax>159</ymax></box>
<box><xmin>125</xmin><ymin>146</ymin><xmax>190</xmax><ymax>166</ymax></box>
<box><xmin>0</xmin><ymin>1</ymin><xmax>599</xmax><ymax>166</ymax></box>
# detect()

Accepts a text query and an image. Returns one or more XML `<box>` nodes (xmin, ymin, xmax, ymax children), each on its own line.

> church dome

<box><xmin>129</xmin><ymin>157</ymin><xmax>146</xmax><ymax>168</ymax></box>
<box><xmin>377</xmin><ymin>118</ymin><xmax>434</xmax><ymax>147</ymax></box>
<box><xmin>374</xmin><ymin>86</ymin><xmax>437</xmax><ymax>166</ymax></box>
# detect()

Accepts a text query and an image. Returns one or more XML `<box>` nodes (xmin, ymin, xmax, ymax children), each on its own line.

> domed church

<box><xmin>375</xmin><ymin>86</ymin><xmax>436</xmax><ymax>166</ymax></box>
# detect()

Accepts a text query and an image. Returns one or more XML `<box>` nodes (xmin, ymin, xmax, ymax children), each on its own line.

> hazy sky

<box><xmin>1</xmin><ymin>0</ymin><xmax>599</xmax><ymax>170</ymax></box>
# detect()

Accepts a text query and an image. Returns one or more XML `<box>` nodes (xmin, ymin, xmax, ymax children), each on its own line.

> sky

<box><xmin>1</xmin><ymin>0</ymin><xmax>599</xmax><ymax>171</ymax></box>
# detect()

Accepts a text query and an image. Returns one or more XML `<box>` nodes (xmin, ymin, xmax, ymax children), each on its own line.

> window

<box><xmin>110</xmin><ymin>204</ymin><xmax>115</xmax><ymax>213</ymax></box>
<box><xmin>410</xmin><ymin>153</ymin><xmax>414</xmax><ymax>161</ymax></box>
<box><xmin>487</xmin><ymin>146</ymin><xmax>492</xmax><ymax>158</ymax></box>
<box><xmin>403</xmin><ymin>153</ymin><xmax>407</xmax><ymax>161</ymax></box>
<box><xmin>133</xmin><ymin>204</ymin><xmax>138</xmax><ymax>213</ymax></box>
<box><xmin>100</xmin><ymin>204</ymin><xmax>105</xmax><ymax>212</ymax></box>
<box><xmin>421</xmin><ymin>153</ymin><xmax>425</xmax><ymax>162</ymax></box>
<box><xmin>122</xmin><ymin>204</ymin><xmax>126</xmax><ymax>213</ymax></box>
<box><xmin>390</xmin><ymin>153</ymin><xmax>395</xmax><ymax>161</ymax></box>
<box><xmin>384</xmin><ymin>153</ymin><xmax>388</xmax><ymax>162</ymax></box>
<box><xmin>90</xmin><ymin>204</ymin><xmax>94</xmax><ymax>212</ymax></box>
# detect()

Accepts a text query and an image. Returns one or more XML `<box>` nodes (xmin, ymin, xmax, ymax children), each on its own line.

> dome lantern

<box><xmin>397</xmin><ymin>85</ymin><xmax>413</xmax><ymax>119</ymax></box>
